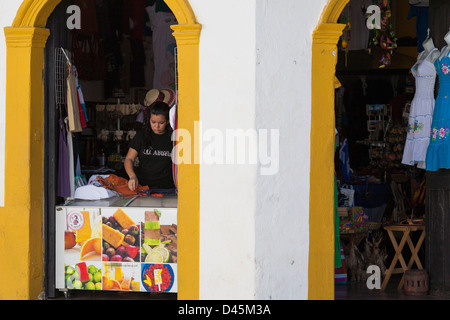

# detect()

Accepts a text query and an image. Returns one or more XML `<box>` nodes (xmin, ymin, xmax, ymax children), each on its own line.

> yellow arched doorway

<box><xmin>309</xmin><ymin>0</ymin><xmax>348</xmax><ymax>300</ymax></box>
<box><xmin>0</xmin><ymin>0</ymin><xmax>200</xmax><ymax>300</ymax></box>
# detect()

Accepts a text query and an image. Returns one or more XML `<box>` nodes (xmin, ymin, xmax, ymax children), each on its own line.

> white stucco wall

<box><xmin>0</xmin><ymin>0</ymin><xmax>23</xmax><ymax>207</ymax></box>
<box><xmin>254</xmin><ymin>0</ymin><xmax>328</xmax><ymax>300</ymax></box>
<box><xmin>190</xmin><ymin>0</ymin><xmax>329</xmax><ymax>299</ymax></box>
<box><xmin>191</xmin><ymin>0</ymin><xmax>258</xmax><ymax>300</ymax></box>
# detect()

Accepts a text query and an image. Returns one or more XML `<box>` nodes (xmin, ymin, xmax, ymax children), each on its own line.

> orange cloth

<box><xmin>97</xmin><ymin>174</ymin><xmax>149</xmax><ymax>196</ymax></box>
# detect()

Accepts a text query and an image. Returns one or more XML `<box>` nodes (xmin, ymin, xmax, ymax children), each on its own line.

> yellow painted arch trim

<box><xmin>319</xmin><ymin>0</ymin><xmax>350</xmax><ymax>24</ymax></box>
<box><xmin>2</xmin><ymin>0</ymin><xmax>200</xmax><ymax>300</ymax></box>
<box><xmin>165</xmin><ymin>0</ymin><xmax>197</xmax><ymax>25</ymax></box>
<box><xmin>13</xmin><ymin>0</ymin><xmax>60</xmax><ymax>27</ymax></box>
<box><xmin>309</xmin><ymin>0</ymin><xmax>348</xmax><ymax>300</ymax></box>
<box><xmin>13</xmin><ymin>0</ymin><xmax>197</xmax><ymax>27</ymax></box>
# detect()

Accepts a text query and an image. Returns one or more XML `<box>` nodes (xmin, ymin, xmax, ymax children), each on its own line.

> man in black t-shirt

<box><xmin>124</xmin><ymin>101</ymin><xmax>175</xmax><ymax>190</ymax></box>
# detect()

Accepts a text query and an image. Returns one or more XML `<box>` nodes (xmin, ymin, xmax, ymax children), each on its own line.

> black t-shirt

<box><xmin>129</xmin><ymin>129</ymin><xmax>174</xmax><ymax>189</ymax></box>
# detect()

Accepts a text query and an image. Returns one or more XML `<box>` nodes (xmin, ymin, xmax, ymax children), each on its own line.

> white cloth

<box><xmin>402</xmin><ymin>48</ymin><xmax>438</xmax><ymax>169</ymax></box>
<box><xmin>74</xmin><ymin>185</ymin><xmax>117</xmax><ymax>200</ymax></box>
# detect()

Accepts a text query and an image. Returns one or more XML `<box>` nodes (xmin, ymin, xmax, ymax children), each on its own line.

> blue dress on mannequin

<box><xmin>426</xmin><ymin>46</ymin><xmax>450</xmax><ymax>171</ymax></box>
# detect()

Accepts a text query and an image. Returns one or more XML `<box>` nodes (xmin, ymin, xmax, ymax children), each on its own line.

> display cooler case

<box><xmin>55</xmin><ymin>195</ymin><xmax>177</xmax><ymax>296</ymax></box>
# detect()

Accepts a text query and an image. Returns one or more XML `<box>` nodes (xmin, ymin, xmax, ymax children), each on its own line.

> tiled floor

<box><xmin>335</xmin><ymin>275</ymin><xmax>448</xmax><ymax>300</ymax></box>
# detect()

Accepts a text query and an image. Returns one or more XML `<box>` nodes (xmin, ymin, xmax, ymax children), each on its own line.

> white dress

<box><xmin>402</xmin><ymin>48</ymin><xmax>438</xmax><ymax>169</ymax></box>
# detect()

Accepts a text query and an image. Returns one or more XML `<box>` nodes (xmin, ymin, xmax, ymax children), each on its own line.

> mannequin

<box><xmin>422</xmin><ymin>29</ymin><xmax>440</xmax><ymax>63</ymax></box>
<box><xmin>402</xmin><ymin>29</ymin><xmax>439</xmax><ymax>169</ymax></box>
<box><xmin>445</xmin><ymin>29</ymin><xmax>450</xmax><ymax>46</ymax></box>
<box><xmin>437</xmin><ymin>28</ymin><xmax>450</xmax><ymax>60</ymax></box>
<box><xmin>425</xmin><ymin>29</ymin><xmax>450</xmax><ymax>171</ymax></box>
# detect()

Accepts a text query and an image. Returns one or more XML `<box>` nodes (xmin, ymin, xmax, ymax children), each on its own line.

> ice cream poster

<box><xmin>58</xmin><ymin>207</ymin><xmax>177</xmax><ymax>293</ymax></box>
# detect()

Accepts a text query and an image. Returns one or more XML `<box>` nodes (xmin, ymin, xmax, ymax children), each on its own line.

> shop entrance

<box><xmin>0</xmin><ymin>0</ymin><xmax>202</xmax><ymax>300</ymax></box>
<box><xmin>44</xmin><ymin>0</ymin><xmax>181</xmax><ymax>299</ymax></box>
<box><xmin>325</xmin><ymin>0</ymin><xmax>445</xmax><ymax>299</ymax></box>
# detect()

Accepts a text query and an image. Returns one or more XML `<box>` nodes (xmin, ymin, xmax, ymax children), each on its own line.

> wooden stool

<box><xmin>404</xmin><ymin>269</ymin><xmax>428</xmax><ymax>295</ymax></box>
<box><xmin>381</xmin><ymin>224</ymin><xmax>425</xmax><ymax>291</ymax></box>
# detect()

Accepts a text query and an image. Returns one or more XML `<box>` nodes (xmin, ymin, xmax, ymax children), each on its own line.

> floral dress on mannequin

<box><xmin>402</xmin><ymin>48</ymin><xmax>438</xmax><ymax>169</ymax></box>
<box><xmin>426</xmin><ymin>46</ymin><xmax>450</xmax><ymax>171</ymax></box>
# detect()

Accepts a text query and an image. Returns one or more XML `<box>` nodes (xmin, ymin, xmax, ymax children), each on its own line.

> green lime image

<box><xmin>153</xmin><ymin>246</ymin><xmax>170</xmax><ymax>263</ymax></box>
<box><xmin>72</xmin><ymin>271</ymin><xmax>80</xmax><ymax>281</ymax></box>
<box><xmin>93</xmin><ymin>272</ymin><xmax>102</xmax><ymax>283</ymax></box>
<box><xmin>88</xmin><ymin>265</ymin><xmax>98</xmax><ymax>274</ymax></box>
<box><xmin>65</xmin><ymin>265</ymin><xmax>75</xmax><ymax>275</ymax></box>
<box><xmin>85</xmin><ymin>281</ymin><xmax>95</xmax><ymax>290</ymax></box>
<box><xmin>145</xmin><ymin>250</ymin><xmax>164</xmax><ymax>263</ymax></box>
<box><xmin>72</xmin><ymin>280</ymin><xmax>83</xmax><ymax>289</ymax></box>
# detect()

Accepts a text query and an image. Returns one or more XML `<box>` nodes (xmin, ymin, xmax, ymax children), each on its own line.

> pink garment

<box><xmin>77</xmin><ymin>90</ymin><xmax>87</xmax><ymax>128</ymax></box>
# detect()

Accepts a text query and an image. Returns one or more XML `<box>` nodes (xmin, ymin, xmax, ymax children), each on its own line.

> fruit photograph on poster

<box><xmin>102</xmin><ymin>262</ymin><xmax>141</xmax><ymax>291</ymax></box>
<box><xmin>64</xmin><ymin>209</ymin><xmax>102</xmax><ymax>264</ymax></box>
<box><xmin>102</xmin><ymin>208</ymin><xmax>142</xmax><ymax>263</ymax></box>
<box><xmin>141</xmin><ymin>209</ymin><xmax>178</xmax><ymax>264</ymax></box>
<box><xmin>65</xmin><ymin>262</ymin><xmax>102</xmax><ymax>290</ymax></box>
<box><xmin>141</xmin><ymin>263</ymin><xmax>176</xmax><ymax>292</ymax></box>
<box><xmin>62</xmin><ymin>207</ymin><xmax>177</xmax><ymax>293</ymax></box>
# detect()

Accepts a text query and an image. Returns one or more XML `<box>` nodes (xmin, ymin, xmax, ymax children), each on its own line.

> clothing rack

<box><xmin>54</xmin><ymin>47</ymin><xmax>72</xmax><ymax>106</ymax></box>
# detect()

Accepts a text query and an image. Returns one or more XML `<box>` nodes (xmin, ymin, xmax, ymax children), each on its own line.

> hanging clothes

<box><xmin>64</xmin><ymin>117</ymin><xmax>75</xmax><ymax>197</ymax></box>
<box><xmin>75</xmin><ymin>66</ymin><xmax>88</xmax><ymax>122</ymax></box>
<box><xmin>426</xmin><ymin>47</ymin><xmax>450</xmax><ymax>170</ymax></box>
<box><xmin>128</xmin><ymin>0</ymin><xmax>146</xmax><ymax>41</ymax></box>
<box><xmin>74</xmin><ymin>0</ymin><xmax>99</xmax><ymax>35</ymax></box>
<box><xmin>67</xmin><ymin>65</ymin><xmax>83</xmax><ymax>132</ymax></box>
<box><xmin>408</xmin><ymin>2</ymin><xmax>429</xmax><ymax>53</ymax></box>
<box><xmin>152</xmin><ymin>9</ymin><xmax>177</xmax><ymax>89</ymax></box>
<box><xmin>57</xmin><ymin>117</ymin><xmax>71</xmax><ymax>198</ymax></box>
<box><xmin>76</xmin><ymin>90</ymin><xmax>87</xmax><ymax>128</ymax></box>
<box><xmin>402</xmin><ymin>48</ymin><xmax>437</xmax><ymax>169</ymax></box>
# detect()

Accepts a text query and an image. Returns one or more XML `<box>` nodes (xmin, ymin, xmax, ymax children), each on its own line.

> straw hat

<box><xmin>144</xmin><ymin>89</ymin><xmax>164</xmax><ymax>107</ymax></box>
<box><xmin>161</xmin><ymin>88</ymin><xmax>176</xmax><ymax>107</ymax></box>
